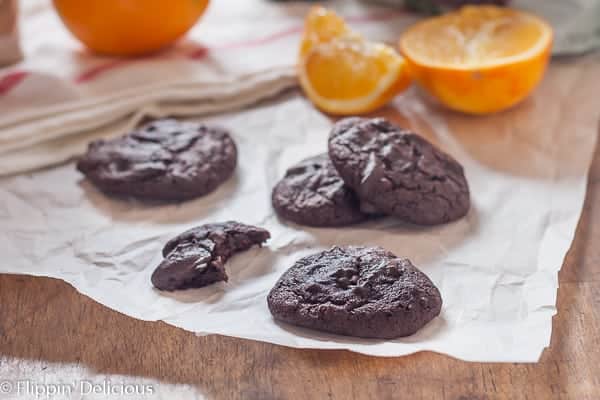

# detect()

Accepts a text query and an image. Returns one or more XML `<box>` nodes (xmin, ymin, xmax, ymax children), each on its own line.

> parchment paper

<box><xmin>1</xmin><ymin>54</ymin><xmax>599</xmax><ymax>362</ymax></box>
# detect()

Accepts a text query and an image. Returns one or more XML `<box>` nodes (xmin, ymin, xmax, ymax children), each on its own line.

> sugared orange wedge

<box><xmin>299</xmin><ymin>7</ymin><xmax>411</xmax><ymax>115</ymax></box>
<box><xmin>400</xmin><ymin>6</ymin><xmax>553</xmax><ymax>114</ymax></box>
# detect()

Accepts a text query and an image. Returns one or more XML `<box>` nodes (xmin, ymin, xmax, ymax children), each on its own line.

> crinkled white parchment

<box><xmin>1</xmin><ymin>54</ymin><xmax>599</xmax><ymax>362</ymax></box>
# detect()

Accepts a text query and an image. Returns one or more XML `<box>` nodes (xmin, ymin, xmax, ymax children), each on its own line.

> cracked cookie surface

<box><xmin>267</xmin><ymin>246</ymin><xmax>442</xmax><ymax>339</ymax></box>
<box><xmin>152</xmin><ymin>221</ymin><xmax>270</xmax><ymax>291</ymax></box>
<box><xmin>272</xmin><ymin>154</ymin><xmax>369</xmax><ymax>227</ymax></box>
<box><xmin>328</xmin><ymin>117</ymin><xmax>470</xmax><ymax>225</ymax></box>
<box><xmin>77</xmin><ymin>118</ymin><xmax>237</xmax><ymax>201</ymax></box>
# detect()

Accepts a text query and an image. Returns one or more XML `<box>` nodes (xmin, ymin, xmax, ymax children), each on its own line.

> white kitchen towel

<box><xmin>1</xmin><ymin>0</ymin><xmax>599</xmax><ymax>176</ymax></box>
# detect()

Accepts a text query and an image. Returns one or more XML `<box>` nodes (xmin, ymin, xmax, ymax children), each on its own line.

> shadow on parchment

<box><xmin>78</xmin><ymin>170</ymin><xmax>241</xmax><ymax>225</ymax></box>
<box><xmin>273</xmin><ymin>313</ymin><xmax>448</xmax><ymax>346</ymax></box>
<box><xmin>273</xmin><ymin>204</ymin><xmax>480</xmax><ymax>270</ymax></box>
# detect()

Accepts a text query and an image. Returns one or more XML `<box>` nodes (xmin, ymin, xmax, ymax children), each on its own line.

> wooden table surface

<box><xmin>1</xmin><ymin>121</ymin><xmax>599</xmax><ymax>400</ymax></box>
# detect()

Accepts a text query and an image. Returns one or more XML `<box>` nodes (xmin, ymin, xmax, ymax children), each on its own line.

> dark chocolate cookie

<box><xmin>267</xmin><ymin>246</ymin><xmax>442</xmax><ymax>339</ymax></box>
<box><xmin>271</xmin><ymin>154</ymin><xmax>369</xmax><ymax>227</ymax></box>
<box><xmin>152</xmin><ymin>221</ymin><xmax>270</xmax><ymax>291</ymax></box>
<box><xmin>328</xmin><ymin>117</ymin><xmax>470</xmax><ymax>225</ymax></box>
<box><xmin>77</xmin><ymin>118</ymin><xmax>237</xmax><ymax>201</ymax></box>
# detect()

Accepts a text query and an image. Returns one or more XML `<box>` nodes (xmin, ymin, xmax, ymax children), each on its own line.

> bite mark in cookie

<box><xmin>152</xmin><ymin>221</ymin><xmax>270</xmax><ymax>291</ymax></box>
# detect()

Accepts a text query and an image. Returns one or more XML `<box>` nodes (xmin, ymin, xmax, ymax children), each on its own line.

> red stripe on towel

<box><xmin>0</xmin><ymin>71</ymin><xmax>28</xmax><ymax>96</ymax></box>
<box><xmin>75</xmin><ymin>60</ymin><xmax>128</xmax><ymax>83</ymax></box>
<box><xmin>187</xmin><ymin>9</ymin><xmax>408</xmax><ymax>57</ymax></box>
<box><xmin>189</xmin><ymin>45</ymin><xmax>211</xmax><ymax>60</ymax></box>
<box><xmin>216</xmin><ymin>25</ymin><xmax>303</xmax><ymax>50</ymax></box>
<box><xmin>74</xmin><ymin>10</ymin><xmax>409</xmax><ymax>82</ymax></box>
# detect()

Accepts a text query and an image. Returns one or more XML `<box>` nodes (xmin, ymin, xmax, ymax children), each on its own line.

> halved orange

<box><xmin>299</xmin><ymin>7</ymin><xmax>412</xmax><ymax>115</ymax></box>
<box><xmin>399</xmin><ymin>6</ymin><xmax>553</xmax><ymax>114</ymax></box>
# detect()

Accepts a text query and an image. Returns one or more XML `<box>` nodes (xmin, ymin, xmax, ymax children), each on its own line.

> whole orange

<box><xmin>52</xmin><ymin>0</ymin><xmax>210</xmax><ymax>56</ymax></box>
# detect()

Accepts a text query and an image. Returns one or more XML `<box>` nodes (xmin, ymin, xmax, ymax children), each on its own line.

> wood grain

<box><xmin>1</xmin><ymin>122</ymin><xmax>599</xmax><ymax>400</ymax></box>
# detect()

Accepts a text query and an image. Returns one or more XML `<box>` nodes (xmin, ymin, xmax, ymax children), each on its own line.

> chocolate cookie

<box><xmin>267</xmin><ymin>246</ymin><xmax>442</xmax><ymax>339</ymax></box>
<box><xmin>272</xmin><ymin>154</ymin><xmax>369</xmax><ymax>227</ymax></box>
<box><xmin>77</xmin><ymin>118</ymin><xmax>237</xmax><ymax>201</ymax></box>
<box><xmin>328</xmin><ymin>117</ymin><xmax>470</xmax><ymax>225</ymax></box>
<box><xmin>152</xmin><ymin>221</ymin><xmax>270</xmax><ymax>291</ymax></box>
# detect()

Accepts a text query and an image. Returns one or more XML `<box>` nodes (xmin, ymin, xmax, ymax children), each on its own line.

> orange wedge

<box><xmin>399</xmin><ymin>6</ymin><xmax>553</xmax><ymax>114</ymax></box>
<box><xmin>299</xmin><ymin>7</ymin><xmax>412</xmax><ymax>115</ymax></box>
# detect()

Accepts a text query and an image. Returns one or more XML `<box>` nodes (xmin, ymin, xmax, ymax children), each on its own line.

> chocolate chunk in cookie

<box><xmin>267</xmin><ymin>246</ymin><xmax>442</xmax><ymax>339</ymax></box>
<box><xmin>152</xmin><ymin>221</ymin><xmax>270</xmax><ymax>291</ymax></box>
<box><xmin>328</xmin><ymin>117</ymin><xmax>470</xmax><ymax>225</ymax></box>
<box><xmin>272</xmin><ymin>154</ymin><xmax>369</xmax><ymax>227</ymax></box>
<box><xmin>77</xmin><ymin>118</ymin><xmax>237</xmax><ymax>201</ymax></box>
